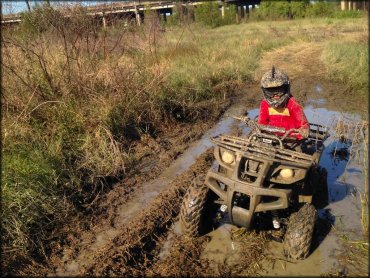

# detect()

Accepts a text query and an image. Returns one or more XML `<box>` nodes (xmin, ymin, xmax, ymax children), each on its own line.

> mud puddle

<box><xmin>157</xmin><ymin>96</ymin><xmax>368</xmax><ymax>276</ymax></box>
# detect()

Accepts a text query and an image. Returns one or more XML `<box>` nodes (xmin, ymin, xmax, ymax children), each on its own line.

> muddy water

<box><xmin>55</xmin><ymin>97</ymin><xmax>250</xmax><ymax>276</ymax></box>
<box><xmin>199</xmin><ymin>100</ymin><xmax>367</xmax><ymax>276</ymax></box>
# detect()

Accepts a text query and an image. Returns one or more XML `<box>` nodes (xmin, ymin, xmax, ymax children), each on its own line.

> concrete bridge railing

<box><xmin>1</xmin><ymin>0</ymin><xmax>260</xmax><ymax>27</ymax></box>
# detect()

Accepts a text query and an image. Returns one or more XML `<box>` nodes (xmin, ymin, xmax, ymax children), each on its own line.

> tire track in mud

<box><xmin>86</xmin><ymin>150</ymin><xmax>214</xmax><ymax>276</ymax></box>
<box><xmin>86</xmin><ymin>148</ymin><xmax>270</xmax><ymax>277</ymax></box>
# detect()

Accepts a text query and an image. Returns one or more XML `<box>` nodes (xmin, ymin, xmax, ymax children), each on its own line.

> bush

<box><xmin>2</xmin><ymin>140</ymin><xmax>65</xmax><ymax>259</ymax></box>
<box><xmin>290</xmin><ymin>0</ymin><xmax>310</xmax><ymax>18</ymax></box>
<box><xmin>256</xmin><ymin>1</ymin><xmax>291</xmax><ymax>19</ymax></box>
<box><xmin>19</xmin><ymin>4</ymin><xmax>64</xmax><ymax>38</ymax></box>
<box><xmin>195</xmin><ymin>1</ymin><xmax>223</xmax><ymax>27</ymax></box>
<box><xmin>331</xmin><ymin>9</ymin><xmax>364</xmax><ymax>19</ymax></box>
<box><xmin>253</xmin><ymin>0</ymin><xmax>363</xmax><ymax>20</ymax></box>
<box><xmin>305</xmin><ymin>1</ymin><xmax>336</xmax><ymax>18</ymax></box>
<box><xmin>194</xmin><ymin>2</ymin><xmax>236</xmax><ymax>27</ymax></box>
<box><xmin>166</xmin><ymin>3</ymin><xmax>195</xmax><ymax>26</ymax></box>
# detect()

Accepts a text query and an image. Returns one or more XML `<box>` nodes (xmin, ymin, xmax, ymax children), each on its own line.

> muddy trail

<box><xmin>29</xmin><ymin>42</ymin><xmax>368</xmax><ymax>277</ymax></box>
<box><xmin>48</xmin><ymin>89</ymin><xmax>367</xmax><ymax>277</ymax></box>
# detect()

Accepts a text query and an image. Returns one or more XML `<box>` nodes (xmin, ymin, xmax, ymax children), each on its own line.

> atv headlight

<box><xmin>221</xmin><ymin>150</ymin><xmax>235</xmax><ymax>165</ymax></box>
<box><xmin>280</xmin><ymin>168</ymin><xmax>294</xmax><ymax>179</ymax></box>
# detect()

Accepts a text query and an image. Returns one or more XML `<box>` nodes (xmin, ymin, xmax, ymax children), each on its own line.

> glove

<box><xmin>299</xmin><ymin>127</ymin><xmax>309</xmax><ymax>139</ymax></box>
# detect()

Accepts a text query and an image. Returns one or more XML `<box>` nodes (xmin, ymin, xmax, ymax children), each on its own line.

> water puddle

<box><xmin>315</xmin><ymin>84</ymin><xmax>323</xmax><ymax>94</ymax></box>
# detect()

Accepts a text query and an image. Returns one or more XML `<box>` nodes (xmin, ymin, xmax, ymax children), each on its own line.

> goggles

<box><xmin>262</xmin><ymin>86</ymin><xmax>287</xmax><ymax>98</ymax></box>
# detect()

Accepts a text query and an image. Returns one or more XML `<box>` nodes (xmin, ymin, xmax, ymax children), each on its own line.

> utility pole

<box><xmin>134</xmin><ymin>1</ymin><xmax>141</xmax><ymax>26</ymax></box>
<box><xmin>25</xmin><ymin>0</ymin><xmax>31</xmax><ymax>12</ymax></box>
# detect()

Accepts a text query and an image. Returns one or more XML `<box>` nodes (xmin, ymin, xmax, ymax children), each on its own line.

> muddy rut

<box><xmin>43</xmin><ymin>41</ymin><xmax>368</xmax><ymax>277</ymax></box>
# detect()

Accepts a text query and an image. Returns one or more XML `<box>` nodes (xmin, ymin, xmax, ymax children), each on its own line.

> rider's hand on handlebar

<box><xmin>299</xmin><ymin>127</ymin><xmax>309</xmax><ymax>139</ymax></box>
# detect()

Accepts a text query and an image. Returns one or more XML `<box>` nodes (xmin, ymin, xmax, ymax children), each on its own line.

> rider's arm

<box><xmin>258</xmin><ymin>100</ymin><xmax>269</xmax><ymax>125</ymax></box>
<box><xmin>289</xmin><ymin>98</ymin><xmax>309</xmax><ymax>137</ymax></box>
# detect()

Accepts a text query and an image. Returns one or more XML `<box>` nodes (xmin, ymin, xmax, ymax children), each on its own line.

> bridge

<box><xmin>340</xmin><ymin>0</ymin><xmax>369</xmax><ymax>11</ymax></box>
<box><xmin>1</xmin><ymin>0</ymin><xmax>260</xmax><ymax>27</ymax></box>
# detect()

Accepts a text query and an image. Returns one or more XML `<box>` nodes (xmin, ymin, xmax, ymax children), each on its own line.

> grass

<box><xmin>321</xmin><ymin>40</ymin><xmax>368</xmax><ymax>97</ymax></box>
<box><xmin>334</xmin><ymin>118</ymin><xmax>369</xmax><ymax>235</ymax></box>
<box><xmin>1</xmin><ymin>7</ymin><xmax>368</xmax><ymax>273</ymax></box>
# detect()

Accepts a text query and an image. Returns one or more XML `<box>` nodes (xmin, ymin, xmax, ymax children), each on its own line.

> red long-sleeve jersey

<box><xmin>258</xmin><ymin>97</ymin><xmax>309</xmax><ymax>140</ymax></box>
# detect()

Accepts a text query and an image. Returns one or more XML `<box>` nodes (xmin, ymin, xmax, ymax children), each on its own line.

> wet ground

<box><xmin>48</xmin><ymin>82</ymin><xmax>368</xmax><ymax>277</ymax></box>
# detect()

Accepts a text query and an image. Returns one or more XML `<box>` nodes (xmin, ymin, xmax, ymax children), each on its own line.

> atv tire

<box><xmin>180</xmin><ymin>175</ymin><xmax>213</xmax><ymax>237</ymax></box>
<box><xmin>283</xmin><ymin>203</ymin><xmax>317</xmax><ymax>260</ymax></box>
<box><xmin>312</xmin><ymin>167</ymin><xmax>329</xmax><ymax>209</ymax></box>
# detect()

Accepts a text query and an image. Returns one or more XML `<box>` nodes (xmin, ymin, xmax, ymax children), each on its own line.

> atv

<box><xmin>180</xmin><ymin>115</ymin><xmax>329</xmax><ymax>260</ymax></box>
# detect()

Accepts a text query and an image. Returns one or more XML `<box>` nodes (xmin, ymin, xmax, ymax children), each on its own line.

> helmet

<box><xmin>260</xmin><ymin>66</ymin><xmax>290</xmax><ymax>108</ymax></box>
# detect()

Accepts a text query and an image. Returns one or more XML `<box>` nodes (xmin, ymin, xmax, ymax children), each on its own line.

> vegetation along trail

<box><xmin>2</xmin><ymin>2</ymin><xmax>368</xmax><ymax>276</ymax></box>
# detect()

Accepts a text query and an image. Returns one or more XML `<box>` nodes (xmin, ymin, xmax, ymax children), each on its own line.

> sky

<box><xmin>1</xmin><ymin>1</ymin><xmax>118</xmax><ymax>15</ymax></box>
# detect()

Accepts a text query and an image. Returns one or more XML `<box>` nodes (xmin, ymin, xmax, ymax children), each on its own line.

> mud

<box><xmin>53</xmin><ymin>89</ymin><xmax>258</xmax><ymax>274</ymax></box>
<box><xmin>17</xmin><ymin>40</ymin><xmax>368</xmax><ymax>276</ymax></box>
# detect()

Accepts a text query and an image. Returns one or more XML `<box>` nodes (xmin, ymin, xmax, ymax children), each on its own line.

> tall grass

<box><xmin>360</xmin><ymin>130</ymin><xmax>369</xmax><ymax>235</ymax></box>
<box><xmin>321</xmin><ymin>39</ymin><xmax>368</xmax><ymax>98</ymax></box>
<box><xmin>252</xmin><ymin>0</ymin><xmax>365</xmax><ymax>20</ymax></box>
<box><xmin>334</xmin><ymin>119</ymin><xmax>369</xmax><ymax>235</ymax></box>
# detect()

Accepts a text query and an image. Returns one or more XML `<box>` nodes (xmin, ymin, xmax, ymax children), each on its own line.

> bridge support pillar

<box><xmin>245</xmin><ymin>5</ymin><xmax>249</xmax><ymax>18</ymax></box>
<box><xmin>102</xmin><ymin>15</ymin><xmax>107</xmax><ymax>29</ymax></box>
<box><xmin>235</xmin><ymin>6</ymin><xmax>240</xmax><ymax>23</ymax></box>
<box><xmin>348</xmin><ymin>1</ymin><xmax>353</xmax><ymax>10</ymax></box>
<box><xmin>134</xmin><ymin>1</ymin><xmax>141</xmax><ymax>26</ymax></box>
<box><xmin>341</xmin><ymin>0</ymin><xmax>346</xmax><ymax>10</ymax></box>
<box><xmin>240</xmin><ymin>5</ymin><xmax>245</xmax><ymax>19</ymax></box>
<box><xmin>221</xmin><ymin>4</ymin><xmax>225</xmax><ymax>18</ymax></box>
<box><xmin>135</xmin><ymin>10</ymin><xmax>141</xmax><ymax>26</ymax></box>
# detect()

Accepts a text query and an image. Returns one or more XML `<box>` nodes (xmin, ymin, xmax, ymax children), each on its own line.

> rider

<box><xmin>258</xmin><ymin>66</ymin><xmax>309</xmax><ymax>140</ymax></box>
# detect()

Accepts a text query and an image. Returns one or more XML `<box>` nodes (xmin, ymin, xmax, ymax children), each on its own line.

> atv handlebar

<box><xmin>232</xmin><ymin>116</ymin><xmax>328</xmax><ymax>142</ymax></box>
<box><xmin>232</xmin><ymin>116</ymin><xmax>304</xmax><ymax>138</ymax></box>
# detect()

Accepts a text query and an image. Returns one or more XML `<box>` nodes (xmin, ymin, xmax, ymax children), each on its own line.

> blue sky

<box><xmin>1</xmin><ymin>1</ymin><xmax>119</xmax><ymax>15</ymax></box>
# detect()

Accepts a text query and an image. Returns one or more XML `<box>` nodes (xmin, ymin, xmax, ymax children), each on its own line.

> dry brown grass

<box><xmin>255</xmin><ymin>41</ymin><xmax>325</xmax><ymax>81</ymax></box>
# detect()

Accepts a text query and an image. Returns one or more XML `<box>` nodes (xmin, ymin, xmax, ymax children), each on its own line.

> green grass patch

<box><xmin>321</xmin><ymin>40</ymin><xmax>368</xmax><ymax>96</ymax></box>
